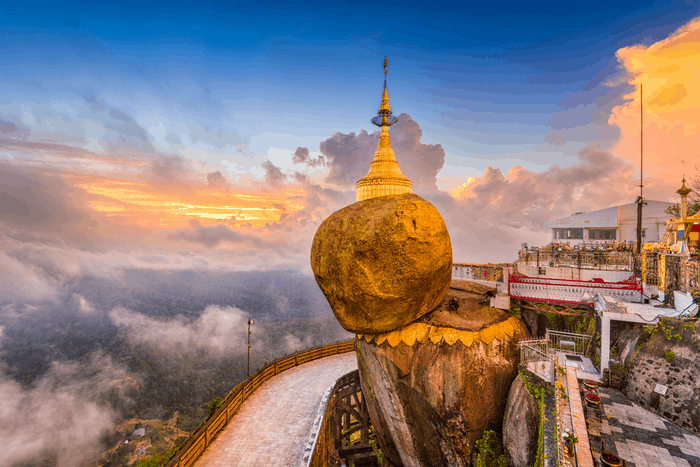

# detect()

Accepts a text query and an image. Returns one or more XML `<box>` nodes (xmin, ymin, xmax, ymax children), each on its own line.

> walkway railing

<box><xmin>518</xmin><ymin>339</ymin><xmax>555</xmax><ymax>383</ymax></box>
<box><xmin>165</xmin><ymin>339</ymin><xmax>356</xmax><ymax>467</ymax></box>
<box><xmin>309</xmin><ymin>369</ymin><xmax>377</xmax><ymax>467</ymax></box>
<box><xmin>546</xmin><ymin>330</ymin><xmax>591</xmax><ymax>357</ymax></box>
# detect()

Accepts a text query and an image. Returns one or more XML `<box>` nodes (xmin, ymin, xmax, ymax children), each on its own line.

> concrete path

<box><xmin>196</xmin><ymin>352</ymin><xmax>358</xmax><ymax>467</ymax></box>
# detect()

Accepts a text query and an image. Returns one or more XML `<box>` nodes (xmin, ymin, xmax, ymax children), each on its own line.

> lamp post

<box><xmin>247</xmin><ymin>318</ymin><xmax>255</xmax><ymax>378</ymax></box>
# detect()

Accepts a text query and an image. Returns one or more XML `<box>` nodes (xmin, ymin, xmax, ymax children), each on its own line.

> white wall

<box><xmin>545</xmin><ymin>200</ymin><xmax>674</xmax><ymax>244</ymax></box>
<box><xmin>618</xmin><ymin>200</ymin><xmax>673</xmax><ymax>243</ymax></box>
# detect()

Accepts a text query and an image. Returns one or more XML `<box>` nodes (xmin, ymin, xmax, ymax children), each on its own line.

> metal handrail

<box><xmin>519</xmin><ymin>339</ymin><xmax>556</xmax><ymax>383</ymax></box>
<box><xmin>546</xmin><ymin>329</ymin><xmax>591</xmax><ymax>356</ymax></box>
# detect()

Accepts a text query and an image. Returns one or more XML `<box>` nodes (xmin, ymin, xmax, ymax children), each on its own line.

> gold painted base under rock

<box><xmin>357</xmin><ymin>316</ymin><xmax>522</xmax><ymax>347</ymax></box>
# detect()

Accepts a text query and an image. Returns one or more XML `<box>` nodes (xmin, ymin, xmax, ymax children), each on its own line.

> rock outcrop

<box><xmin>502</xmin><ymin>374</ymin><xmax>540</xmax><ymax>467</ymax></box>
<box><xmin>310</xmin><ymin>193</ymin><xmax>452</xmax><ymax>334</ymax></box>
<box><xmin>623</xmin><ymin>318</ymin><xmax>700</xmax><ymax>436</ymax></box>
<box><xmin>356</xmin><ymin>282</ymin><xmax>529</xmax><ymax>466</ymax></box>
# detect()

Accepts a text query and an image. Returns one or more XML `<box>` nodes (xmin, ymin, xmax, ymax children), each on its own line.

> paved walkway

<box><xmin>567</xmin><ymin>368</ymin><xmax>595</xmax><ymax>467</ymax></box>
<box><xmin>196</xmin><ymin>352</ymin><xmax>357</xmax><ymax>467</ymax></box>
<box><xmin>585</xmin><ymin>387</ymin><xmax>700</xmax><ymax>467</ymax></box>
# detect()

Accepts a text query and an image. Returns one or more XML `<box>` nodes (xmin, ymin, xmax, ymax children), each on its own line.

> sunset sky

<box><xmin>2</xmin><ymin>0</ymin><xmax>700</xmax><ymax>287</ymax></box>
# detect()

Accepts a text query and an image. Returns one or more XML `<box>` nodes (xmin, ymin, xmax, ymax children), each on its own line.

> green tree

<box><xmin>207</xmin><ymin>396</ymin><xmax>222</xmax><ymax>420</ymax></box>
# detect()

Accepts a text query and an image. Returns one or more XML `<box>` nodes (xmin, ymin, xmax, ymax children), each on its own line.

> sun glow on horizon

<box><xmin>76</xmin><ymin>180</ymin><xmax>304</xmax><ymax>228</ymax></box>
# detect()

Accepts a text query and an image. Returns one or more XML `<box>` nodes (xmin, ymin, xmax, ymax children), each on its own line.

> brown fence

<box><xmin>165</xmin><ymin>339</ymin><xmax>356</xmax><ymax>467</ymax></box>
<box><xmin>309</xmin><ymin>369</ymin><xmax>376</xmax><ymax>467</ymax></box>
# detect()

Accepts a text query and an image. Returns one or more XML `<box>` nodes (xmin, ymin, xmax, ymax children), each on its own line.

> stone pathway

<box><xmin>196</xmin><ymin>352</ymin><xmax>358</xmax><ymax>467</ymax></box>
<box><xmin>585</xmin><ymin>387</ymin><xmax>700</xmax><ymax>467</ymax></box>
<box><xmin>567</xmin><ymin>368</ymin><xmax>595</xmax><ymax>467</ymax></box>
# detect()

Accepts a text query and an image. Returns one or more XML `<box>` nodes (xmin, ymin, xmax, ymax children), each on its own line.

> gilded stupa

<box><xmin>355</xmin><ymin>57</ymin><xmax>413</xmax><ymax>202</ymax></box>
<box><xmin>677</xmin><ymin>176</ymin><xmax>692</xmax><ymax>218</ymax></box>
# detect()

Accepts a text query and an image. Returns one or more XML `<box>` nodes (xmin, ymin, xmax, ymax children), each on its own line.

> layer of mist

<box><xmin>0</xmin><ymin>267</ymin><xmax>350</xmax><ymax>466</ymax></box>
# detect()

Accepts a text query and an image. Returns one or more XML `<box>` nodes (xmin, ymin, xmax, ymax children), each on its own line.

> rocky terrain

<box><xmin>356</xmin><ymin>281</ymin><xmax>528</xmax><ymax>466</ymax></box>
<box><xmin>618</xmin><ymin>318</ymin><xmax>700</xmax><ymax>435</ymax></box>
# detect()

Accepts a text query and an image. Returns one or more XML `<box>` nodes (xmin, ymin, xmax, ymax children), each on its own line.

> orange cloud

<box><xmin>609</xmin><ymin>17</ymin><xmax>700</xmax><ymax>183</ymax></box>
<box><xmin>72</xmin><ymin>176</ymin><xmax>301</xmax><ymax>230</ymax></box>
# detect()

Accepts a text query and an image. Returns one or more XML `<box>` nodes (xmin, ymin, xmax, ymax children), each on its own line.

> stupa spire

<box><xmin>356</xmin><ymin>57</ymin><xmax>413</xmax><ymax>202</ymax></box>
<box><xmin>677</xmin><ymin>176</ymin><xmax>692</xmax><ymax>218</ymax></box>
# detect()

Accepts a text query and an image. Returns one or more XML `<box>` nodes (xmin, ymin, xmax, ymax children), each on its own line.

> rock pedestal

<box><xmin>356</xmin><ymin>282</ymin><xmax>529</xmax><ymax>467</ymax></box>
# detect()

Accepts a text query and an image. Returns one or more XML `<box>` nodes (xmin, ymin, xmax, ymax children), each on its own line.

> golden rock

<box><xmin>310</xmin><ymin>193</ymin><xmax>452</xmax><ymax>334</ymax></box>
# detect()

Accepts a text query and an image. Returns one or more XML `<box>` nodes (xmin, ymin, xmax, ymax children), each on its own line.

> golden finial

<box><xmin>356</xmin><ymin>57</ymin><xmax>412</xmax><ymax>202</ymax></box>
<box><xmin>677</xmin><ymin>176</ymin><xmax>692</xmax><ymax>197</ymax></box>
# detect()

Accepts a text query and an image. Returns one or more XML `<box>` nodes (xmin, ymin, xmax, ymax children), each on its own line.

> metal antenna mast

<box><xmin>636</xmin><ymin>84</ymin><xmax>644</xmax><ymax>254</ymax></box>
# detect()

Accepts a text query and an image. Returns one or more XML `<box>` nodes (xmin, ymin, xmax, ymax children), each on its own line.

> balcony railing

<box><xmin>508</xmin><ymin>273</ymin><xmax>643</xmax><ymax>304</ymax></box>
<box><xmin>518</xmin><ymin>250</ymin><xmax>635</xmax><ymax>272</ymax></box>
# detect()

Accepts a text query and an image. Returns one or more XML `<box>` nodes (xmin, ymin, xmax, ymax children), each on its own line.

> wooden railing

<box><xmin>165</xmin><ymin>339</ymin><xmax>356</xmax><ymax>467</ymax></box>
<box><xmin>309</xmin><ymin>369</ymin><xmax>377</xmax><ymax>467</ymax></box>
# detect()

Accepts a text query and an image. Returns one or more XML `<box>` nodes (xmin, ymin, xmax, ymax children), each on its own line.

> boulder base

<box><xmin>356</xmin><ymin>284</ymin><xmax>529</xmax><ymax>466</ymax></box>
<box><xmin>310</xmin><ymin>193</ymin><xmax>451</xmax><ymax>334</ymax></box>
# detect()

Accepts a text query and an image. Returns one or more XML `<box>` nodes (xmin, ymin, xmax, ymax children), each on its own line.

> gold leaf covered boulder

<box><xmin>310</xmin><ymin>193</ymin><xmax>452</xmax><ymax>334</ymax></box>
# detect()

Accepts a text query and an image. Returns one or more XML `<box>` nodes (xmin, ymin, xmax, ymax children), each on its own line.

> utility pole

<box><xmin>636</xmin><ymin>83</ymin><xmax>644</xmax><ymax>255</ymax></box>
<box><xmin>247</xmin><ymin>318</ymin><xmax>255</xmax><ymax>378</ymax></box>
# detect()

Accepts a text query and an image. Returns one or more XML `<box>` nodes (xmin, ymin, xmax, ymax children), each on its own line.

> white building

<box><xmin>542</xmin><ymin>200</ymin><xmax>674</xmax><ymax>245</ymax></box>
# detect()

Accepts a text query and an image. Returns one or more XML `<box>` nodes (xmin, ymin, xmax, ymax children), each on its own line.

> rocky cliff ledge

<box><xmin>502</xmin><ymin>374</ymin><xmax>540</xmax><ymax>467</ymax></box>
<box><xmin>356</xmin><ymin>280</ymin><xmax>529</xmax><ymax>467</ymax></box>
<box><xmin>620</xmin><ymin>318</ymin><xmax>700</xmax><ymax>435</ymax></box>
